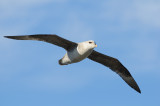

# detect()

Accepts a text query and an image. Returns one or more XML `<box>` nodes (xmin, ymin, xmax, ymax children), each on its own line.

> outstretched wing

<box><xmin>88</xmin><ymin>50</ymin><xmax>141</xmax><ymax>93</ymax></box>
<box><xmin>4</xmin><ymin>34</ymin><xmax>77</xmax><ymax>51</ymax></box>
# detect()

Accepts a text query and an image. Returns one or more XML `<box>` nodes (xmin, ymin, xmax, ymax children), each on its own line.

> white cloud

<box><xmin>125</xmin><ymin>0</ymin><xmax>160</xmax><ymax>27</ymax></box>
<box><xmin>60</xmin><ymin>12</ymin><xmax>94</xmax><ymax>42</ymax></box>
<box><xmin>101</xmin><ymin>0</ymin><xmax>160</xmax><ymax>30</ymax></box>
<box><xmin>0</xmin><ymin>0</ymin><xmax>56</xmax><ymax>46</ymax></box>
<box><xmin>0</xmin><ymin>0</ymin><xmax>69</xmax><ymax>29</ymax></box>
<box><xmin>0</xmin><ymin>0</ymin><xmax>63</xmax><ymax>20</ymax></box>
<box><xmin>0</xmin><ymin>0</ymin><xmax>67</xmax><ymax>7</ymax></box>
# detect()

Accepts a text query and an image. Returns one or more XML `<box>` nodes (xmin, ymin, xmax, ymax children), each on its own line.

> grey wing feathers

<box><xmin>88</xmin><ymin>50</ymin><xmax>141</xmax><ymax>93</ymax></box>
<box><xmin>4</xmin><ymin>34</ymin><xmax>77</xmax><ymax>50</ymax></box>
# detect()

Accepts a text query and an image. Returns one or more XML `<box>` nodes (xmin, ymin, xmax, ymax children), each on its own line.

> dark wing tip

<box><xmin>133</xmin><ymin>83</ymin><xmax>141</xmax><ymax>94</ymax></box>
<box><xmin>130</xmin><ymin>79</ymin><xmax>141</xmax><ymax>94</ymax></box>
<box><xmin>137</xmin><ymin>88</ymin><xmax>141</xmax><ymax>94</ymax></box>
<box><xmin>110</xmin><ymin>58</ymin><xmax>141</xmax><ymax>94</ymax></box>
<box><xmin>133</xmin><ymin>80</ymin><xmax>141</xmax><ymax>93</ymax></box>
<box><xmin>120</xmin><ymin>74</ymin><xmax>141</xmax><ymax>94</ymax></box>
<box><xmin>4</xmin><ymin>36</ymin><xmax>24</xmax><ymax>40</ymax></box>
<box><xmin>4</xmin><ymin>36</ymin><xmax>11</xmax><ymax>38</ymax></box>
<box><xmin>135</xmin><ymin>84</ymin><xmax>141</xmax><ymax>93</ymax></box>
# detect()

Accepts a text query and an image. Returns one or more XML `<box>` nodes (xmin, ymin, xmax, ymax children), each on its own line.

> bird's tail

<box><xmin>58</xmin><ymin>59</ymin><xmax>63</xmax><ymax>65</ymax></box>
<box><xmin>59</xmin><ymin>58</ymin><xmax>68</xmax><ymax>65</ymax></box>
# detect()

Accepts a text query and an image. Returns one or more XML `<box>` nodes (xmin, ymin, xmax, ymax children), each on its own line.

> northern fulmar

<box><xmin>4</xmin><ymin>34</ymin><xmax>141</xmax><ymax>93</ymax></box>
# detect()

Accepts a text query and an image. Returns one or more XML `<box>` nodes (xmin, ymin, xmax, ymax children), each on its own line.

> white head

<box><xmin>79</xmin><ymin>40</ymin><xmax>97</xmax><ymax>50</ymax></box>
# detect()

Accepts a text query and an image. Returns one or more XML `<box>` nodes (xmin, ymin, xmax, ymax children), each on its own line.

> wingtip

<box><xmin>3</xmin><ymin>36</ymin><xmax>26</xmax><ymax>40</ymax></box>
<box><xmin>119</xmin><ymin>74</ymin><xmax>141</xmax><ymax>94</ymax></box>
<box><xmin>136</xmin><ymin>87</ymin><xmax>141</xmax><ymax>94</ymax></box>
<box><xmin>130</xmin><ymin>78</ymin><xmax>141</xmax><ymax>94</ymax></box>
<box><xmin>4</xmin><ymin>36</ymin><xmax>9</xmax><ymax>38</ymax></box>
<box><xmin>131</xmin><ymin>81</ymin><xmax>141</xmax><ymax>94</ymax></box>
<box><xmin>4</xmin><ymin>36</ymin><xmax>15</xmax><ymax>39</ymax></box>
<box><xmin>130</xmin><ymin>82</ymin><xmax>141</xmax><ymax>94</ymax></box>
<box><xmin>138</xmin><ymin>90</ymin><xmax>141</xmax><ymax>94</ymax></box>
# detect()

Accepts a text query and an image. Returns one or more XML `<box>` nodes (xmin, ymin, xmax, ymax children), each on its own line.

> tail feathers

<box><xmin>58</xmin><ymin>59</ymin><xmax>70</xmax><ymax>65</ymax></box>
<box><xmin>59</xmin><ymin>59</ymin><xmax>64</xmax><ymax>65</ymax></box>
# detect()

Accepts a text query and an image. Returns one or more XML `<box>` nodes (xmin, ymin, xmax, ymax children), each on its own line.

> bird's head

<box><xmin>80</xmin><ymin>40</ymin><xmax>97</xmax><ymax>50</ymax></box>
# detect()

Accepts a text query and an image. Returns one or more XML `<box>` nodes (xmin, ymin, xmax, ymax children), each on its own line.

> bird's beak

<box><xmin>95</xmin><ymin>44</ymin><xmax>97</xmax><ymax>47</ymax></box>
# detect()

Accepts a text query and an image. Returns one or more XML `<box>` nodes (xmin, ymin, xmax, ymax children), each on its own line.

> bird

<box><xmin>4</xmin><ymin>34</ymin><xmax>141</xmax><ymax>93</ymax></box>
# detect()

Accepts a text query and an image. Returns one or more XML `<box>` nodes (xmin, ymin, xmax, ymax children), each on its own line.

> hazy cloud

<box><xmin>101</xmin><ymin>0</ymin><xmax>160</xmax><ymax>31</ymax></box>
<box><xmin>60</xmin><ymin>12</ymin><xmax>94</xmax><ymax>42</ymax></box>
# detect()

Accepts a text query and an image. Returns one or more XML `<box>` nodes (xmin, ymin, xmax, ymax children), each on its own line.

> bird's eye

<box><xmin>89</xmin><ymin>42</ymin><xmax>92</xmax><ymax>44</ymax></box>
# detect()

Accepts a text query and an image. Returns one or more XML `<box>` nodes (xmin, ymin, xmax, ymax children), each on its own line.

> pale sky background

<box><xmin>0</xmin><ymin>0</ymin><xmax>160</xmax><ymax>106</ymax></box>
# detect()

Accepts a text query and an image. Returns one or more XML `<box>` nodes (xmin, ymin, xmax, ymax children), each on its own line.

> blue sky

<box><xmin>0</xmin><ymin>0</ymin><xmax>160</xmax><ymax>106</ymax></box>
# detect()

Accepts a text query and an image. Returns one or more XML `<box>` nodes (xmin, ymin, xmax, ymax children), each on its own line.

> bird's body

<box><xmin>59</xmin><ymin>40</ymin><xmax>96</xmax><ymax>65</ymax></box>
<box><xmin>4</xmin><ymin>34</ymin><xmax>141</xmax><ymax>93</ymax></box>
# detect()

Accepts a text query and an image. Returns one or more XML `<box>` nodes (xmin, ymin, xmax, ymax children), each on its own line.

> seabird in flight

<box><xmin>4</xmin><ymin>34</ymin><xmax>141</xmax><ymax>93</ymax></box>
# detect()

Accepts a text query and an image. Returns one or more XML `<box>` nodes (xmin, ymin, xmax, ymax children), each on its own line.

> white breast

<box><xmin>61</xmin><ymin>44</ymin><xmax>93</xmax><ymax>65</ymax></box>
<box><xmin>69</xmin><ymin>46</ymin><xmax>93</xmax><ymax>63</ymax></box>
